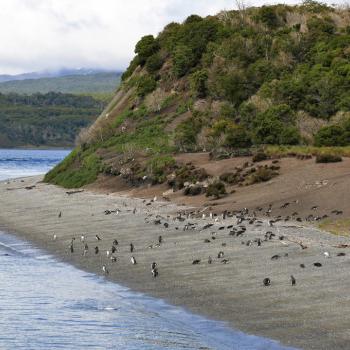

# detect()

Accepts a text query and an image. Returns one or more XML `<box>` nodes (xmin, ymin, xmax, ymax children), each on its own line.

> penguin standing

<box><xmin>95</xmin><ymin>234</ymin><xmax>102</xmax><ymax>241</ymax></box>
<box><xmin>130</xmin><ymin>243</ymin><xmax>134</xmax><ymax>253</ymax></box>
<box><xmin>95</xmin><ymin>246</ymin><xmax>99</xmax><ymax>254</ymax></box>
<box><xmin>102</xmin><ymin>265</ymin><xmax>109</xmax><ymax>274</ymax></box>
<box><xmin>291</xmin><ymin>275</ymin><xmax>296</xmax><ymax>286</ymax></box>
<box><xmin>131</xmin><ymin>256</ymin><xmax>137</xmax><ymax>265</ymax></box>
<box><xmin>58</xmin><ymin>211</ymin><xmax>62</xmax><ymax>218</ymax></box>
<box><xmin>83</xmin><ymin>243</ymin><xmax>88</xmax><ymax>256</ymax></box>
<box><xmin>158</xmin><ymin>236</ymin><xmax>162</xmax><ymax>244</ymax></box>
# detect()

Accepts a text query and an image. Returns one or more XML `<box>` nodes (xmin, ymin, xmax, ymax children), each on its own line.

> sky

<box><xmin>0</xmin><ymin>0</ymin><xmax>347</xmax><ymax>75</ymax></box>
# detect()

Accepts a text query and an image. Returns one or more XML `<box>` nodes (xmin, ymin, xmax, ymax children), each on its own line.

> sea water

<box><xmin>0</xmin><ymin>149</ymin><xmax>296</xmax><ymax>350</ymax></box>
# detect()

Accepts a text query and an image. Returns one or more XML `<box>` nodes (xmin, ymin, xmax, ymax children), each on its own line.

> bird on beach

<box><xmin>158</xmin><ymin>236</ymin><xmax>162</xmax><ymax>244</ymax></box>
<box><xmin>83</xmin><ymin>243</ymin><xmax>88</xmax><ymax>256</ymax></box>
<box><xmin>263</xmin><ymin>278</ymin><xmax>271</xmax><ymax>286</ymax></box>
<box><xmin>111</xmin><ymin>246</ymin><xmax>117</xmax><ymax>254</ymax></box>
<box><xmin>80</xmin><ymin>235</ymin><xmax>85</xmax><ymax>242</ymax></box>
<box><xmin>69</xmin><ymin>243</ymin><xmax>74</xmax><ymax>253</ymax></box>
<box><xmin>208</xmin><ymin>256</ymin><xmax>212</xmax><ymax>264</ymax></box>
<box><xmin>324</xmin><ymin>251</ymin><xmax>330</xmax><ymax>258</ymax></box>
<box><xmin>102</xmin><ymin>265</ymin><xmax>109</xmax><ymax>274</ymax></box>
<box><xmin>95</xmin><ymin>234</ymin><xmax>102</xmax><ymax>241</ymax></box>
<box><xmin>113</xmin><ymin>239</ymin><xmax>119</xmax><ymax>246</ymax></box>
<box><xmin>58</xmin><ymin>211</ymin><xmax>62</xmax><ymax>218</ymax></box>
<box><xmin>94</xmin><ymin>246</ymin><xmax>99</xmax><ymax>254</ymax></box>
<box><xmin>217</xmin><ymin>251</ymin><xmax>224</xmax><ymax>258</ymax></box>
<box><xmin>291</xmin><ymin>275</ymin><xmax>296</xmax><ymax>286</ymax></box>
<box><xmin>130</xmin><ymin>243</ymin><xmax>134</xmax><ymax>253</ymax></box>
<box><xmin>53</xmin><ymin>234</ymin><xmax>57</xmax><ymax>241</ymax></box>
<box><xmin>151</xmin><ymin>262</ymin><xmax>157</xmax><ymax>270</ymax></box>
<box><xmin>131</xmin><ymin>256</ymin><xmax>137</xmax><ymax>265</ymax></box>
<box><xmin>152</xmin><ymin>268</ymin><xmax>158</xmax><ymax>278</ymax></box>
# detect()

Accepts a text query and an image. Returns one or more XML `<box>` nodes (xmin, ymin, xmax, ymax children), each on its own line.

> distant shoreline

<box><xmin>0</xmin><ymin>146</ymin><xmax>72</xmax><ymax>151</ymax></box>
<box><xmin>1</xmin><ymin>176</ymin><xmax>350</xmax><ymax>349</ymax></box>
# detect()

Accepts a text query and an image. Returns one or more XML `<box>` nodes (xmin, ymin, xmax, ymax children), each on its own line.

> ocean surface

<box><xmin>0</xmin><ymin>149</ymin><xmax>295</xmax><ymax>350</ymax></box>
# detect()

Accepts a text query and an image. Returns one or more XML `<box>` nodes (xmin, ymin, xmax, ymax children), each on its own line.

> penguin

<box><xmin>69</xmin><ymin>243</ymin><xmax>74</xmax><ymax>253</ymax></box>
<box><xmin>291</xmin><ymin>275</ymin><xmax>296</xmax><ymax>286</ymax></box>
<box><xmin>314</xmin><ymin>262</ymin><xmax>322</xmax><ymax>267</ymax></box>
<box><xmin>83</xmin><ymin>243</ymin><xmax>88</xmax><ymax>256</ymax></box>
<box><xmin>53</xmin><ymin>234</ymin><xmax>57</xmax><ymax>241</ymax></box>
<box><xmin>133</xmin><ymin>207</ymin><xmax>136</xmax><ymax>214</ymax></box>
<box><xmin>80</xmin><ymin>235</ymin><xmax>85</xmax><ymax>242</ymax></box>
<box><xmin>192</xmin><ymin>259</ymin><xmax>201</xmax><ymax>265</ymax></box>
<box><xmin>152</xmin><ymin>268</ymin><xmax>158</xmax><ymax>278</ymax></box>
<box><xmin>151</xmin><ymin>262</ymin><xmax>157</xmax><ymax>270</ymax></box>
<box><xmin>158</xmin><ymin>236</ymin><xmax>162</xmax><ymax>244</ymax></box>
<box><xmin>217</xmin><ymin>251</ymin><xmax>224</xmax><ymax>258</ymax></box>
<box><xmin>130</xmin><ymin>243</ymin><xmax>134</xmax><ymax>253</ymax></box>
<box><xmin>324</xmin><ymin>251</ymin><xmax>330</xmax><ymax>258</ymax></box>
<box><xmin>58</xmin><ymin>211</ymin><xmax>62</xmax><ymax>218</ymax></box>
<box><xmin>95</xmin><ymin>234</ymin><xmax>102</xmax><ymax>241</ymax></box>
<box><xmin>106</xmin><ymin>250</ymin><xmax>110</xmax><ymax>257</ymax></box>
<box><xmin>113</xmin><ymin>239</ymin><xmax>119</xmax><ymax>246</ymax></box>
<box><xmin>94</xmin><ymin>246</ymin><xmax>99</xmax><ymax>254</ymax></box>
<box><xmin>300</xmin><ymin>264</ymin><xmax>305</xmax><ymax>268</ymax></box>
<box><xmin>111</xmin><ymin>256</ymin><xmax>117</xmax><ymax>262</ymax></box>
<box><xmin>102</xmin><ymin>265</ymin><xmax>109</xmax><ymax>274</ymax></box>
<box><xmin>111</xmin><ymin>246</ymin><xmax>117</xmax><ymax>254</ymax></box>
<box><xmin>208</xmin><ymin>256</ymin><xmax>212</xmax><ymax>264</ymax></box>
<box><xmin>263</xmin><ymin>278</ymin><xmax>271</xmax><ymax>286</ymax></box>
<box><xmin>131</xmin><ymin>256</ymin><xmax>137</xmax><ymax>265</ymax></box>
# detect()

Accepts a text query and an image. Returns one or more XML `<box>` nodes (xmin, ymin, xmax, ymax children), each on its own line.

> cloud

<box><xmin>0</xmin><ymin>0</ymin><xmax>345</xmax><ymax>74</ymax></box>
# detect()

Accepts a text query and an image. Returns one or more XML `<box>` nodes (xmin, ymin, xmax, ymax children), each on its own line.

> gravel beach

<box><xmin>1</xmin><ymin>176</ymin><xmax>350</xmax><ymax>349</ymax></box>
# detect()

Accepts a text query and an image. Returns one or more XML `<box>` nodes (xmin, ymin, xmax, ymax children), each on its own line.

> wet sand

<box><xmin>1</xmin><ymin>176</ymin><xmax>350</xmax><ymax>349</ymax></box>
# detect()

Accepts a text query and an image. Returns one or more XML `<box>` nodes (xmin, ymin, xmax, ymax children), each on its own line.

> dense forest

<box><xmin>45</xmin><ymin>2</ymin><xmax>350</xmax><ymax>188</ymax></box>
<box><xmin>0</xmin><ymin>92</ymin><xmax>105</xmax><ymax>147</ymax></box>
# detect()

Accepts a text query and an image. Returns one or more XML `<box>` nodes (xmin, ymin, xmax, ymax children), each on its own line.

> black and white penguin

<box><xmin>263</xmin><ymin>277</ymin><xmax>271</xmax><ymax>286</ymax></box>
<box><xmin>152</xmin><ymin>267</ymin><xmax>158</xmax><ymax>278</ymax></box>
<box><xmin>83</xmin><ymin>243</ymin><xmax>88</xmax><ymax>256</ymax></box>
<box><xmin>58</xmin><ymin>211</ymin><xmax>62</xmax><ymax>218</ymax></box>
<box><xmin>111</xmin><ymin>246</ymin><xmax>117</xmax><ymax>254</ymax></box>
<box><xmin>291</xmin><ymin>275</ymin><xmax>296</xmax><ymax>286</ymax></box>
<box><xmin>158</xmin><ymin>236</ymin><xmax>162</xmax><ymax>244</ymax></box>
<box><xmin>95</xmin><ymin>234</ymin><xmax>102</xmax><ymax>241</ymax></box>
<box><xmin>131</xmin><ymin>256</ymin><xmax>137</xmax><ymax>265</ymax></box>
<box><xmin>113</xmin><ymin>239</ymin><xmax>119</xmax><ymax>246</ymax></box>
<box><xmin>102</xmin><ymin>265</ymin><xmax>109</xmax><ymax>274</ymax></box>
<box><xmin>130</xmin><ymin>243</ymin><xmax>134</xmax><ymax>253</ymax></box>
<box><xmin>95</xmin><ymin>246</ymin><xmax>99</xmax><ymax>254</ymax></box>
<box><xmin>217</xmin><ymin>251</ymin><xmax>224</xmax><ymax>259</ymax></box>
<box><xmin>151</xmin><ymin>262</ymin><xmax>157</xmax><ymax>270</ymax></box>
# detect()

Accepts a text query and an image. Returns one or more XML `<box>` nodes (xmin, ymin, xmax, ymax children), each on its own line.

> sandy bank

<box><xmin>1</xmin><ymin>176</ymin><xmax>350</xmax><ymax>349</ymax></box>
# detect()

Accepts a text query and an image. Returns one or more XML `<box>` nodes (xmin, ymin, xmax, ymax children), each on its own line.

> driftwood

<box><xmin>66</xmin><ymin>190</ymin><xmax>84</xmax><ymax>195</ymax></box>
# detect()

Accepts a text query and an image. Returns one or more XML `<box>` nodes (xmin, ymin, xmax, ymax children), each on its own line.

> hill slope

<box><xmin>0</xmin><ymin>72</ymin><xmax>121</xmax><ymax>94</ymax></box>
<box><xmin>45</xmin><ymin>2</ymin><xmax>350</xmax><ymax>189</ymax></box>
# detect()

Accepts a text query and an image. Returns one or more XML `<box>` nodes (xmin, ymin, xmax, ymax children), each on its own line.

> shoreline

<box><xmin>1</xmin><ymin>176</ymin><xmax>350</xmax><ymax>349</ymax></box>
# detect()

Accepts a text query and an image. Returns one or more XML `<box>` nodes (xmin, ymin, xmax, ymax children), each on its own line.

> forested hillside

<box><xmin>0</xmin><ymin>92</ymin><xmax>105</xmax><ymax>147</ymax></box>
<box><xmin>45</xmin><ymin>2</ymin><xmax>350</xmax><ymax>188</ymax></box>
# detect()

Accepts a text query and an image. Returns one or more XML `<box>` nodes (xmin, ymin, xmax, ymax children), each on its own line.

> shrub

<box><xmin>190</xmin><ymin>69</ymin><xmax>208</xmax><ymax>98</ymax></box>
<box><xmin>315</xmin><ymin>154</ymin><xmax>342</xmax><ymax>163</ymax></box>
<box><xmin>206</xmin><ymin>182</ymin><xmax>227</xmax><ymax>199</ymax></box>
<box><xmin>146</xmin><ymin>155</ymin><xmax>176</xmax><ymax>183</ymax></box>
<box><xmin>247</xmin><ymin>167</ymin><xmax>277</xmax><ymax>184</ymax></box>
<box><xmin>136</xmin><ymin>75</ymin><xmax>157</xmax><ymax>97</ymax></box>
<box><xmin>279</xmin><ymin>126</ymin><xmax>301</xmax><ymax>145</ymax></box>
<box><xmin>219</xmin><ymin>172</ymin><xmax>240</xmax><ymax>185</ymax></box>
<box><xmin>225</xmin><ymin>126</ymin><xmax>252</xmax><ymax>148</ymax></box>
<box><xmin>146</xmin><ymin>53</ymin><xmax>164</xmax><ymax>74</ymax></box>
<box><xmin>314</xmin><ymin>125</ymin><xmax>349</xmax><ymax>146</ymax></box>
<box><xmin>172</xmin><ymin>45</ymin><xmax>195</xmax><ymax>77</ymax></box>
<box><xmin>183</xmin><ymin>185</ymin><xmax>203</xmax><ymax>196</ymax></box>
<box><xmin>135</xmin><ymin>35</ymin><xmax>160</xmax><ymax>65</ymax></box>
<box><xmin>253</xmin><ymin>152</ymin><xmax>268</xmax><ymax>162</ymax></box>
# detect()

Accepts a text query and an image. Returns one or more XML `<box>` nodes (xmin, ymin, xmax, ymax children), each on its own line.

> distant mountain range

<box><xmin>0</xmin><ymin>69</ymin><xmax>122</xmax><ymax>94</ymax></box>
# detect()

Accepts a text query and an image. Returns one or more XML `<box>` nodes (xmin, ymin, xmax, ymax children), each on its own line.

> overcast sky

<box><xmin>0</xmin><ymin>0</ymin><xmax>346</xmax><ymax>75</ymax></box>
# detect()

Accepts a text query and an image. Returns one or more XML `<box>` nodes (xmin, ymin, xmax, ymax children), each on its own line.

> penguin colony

<box><xmin>55</xmin><ymin>199</ymin><xmax>346</xmax><ymax>288</ymax></box>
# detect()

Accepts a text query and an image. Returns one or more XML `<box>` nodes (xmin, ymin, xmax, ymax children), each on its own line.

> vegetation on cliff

<box><xmin>45</xmin><ymin>1</ymin><xmax>350</xmax><ymax>189</ymax></box>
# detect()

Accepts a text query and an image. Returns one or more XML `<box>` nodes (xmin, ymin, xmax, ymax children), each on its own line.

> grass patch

<box><xmin>44</xmin><ymin>146</ymin><xmax>102</xmax><ymax>188</ymax></box>
<box><xmin>265</xmin><ymin>145</ymin><xmax>350</xmax><ymax>157</ymax></box>
<box><xmin>319</xmin><ymin>219</ymin><xmax>350</xmax><ymax>236</ymax></box>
